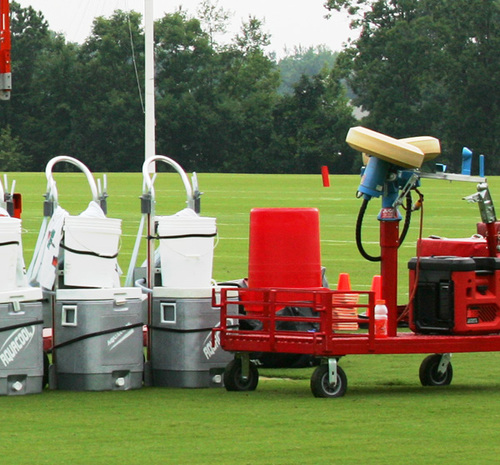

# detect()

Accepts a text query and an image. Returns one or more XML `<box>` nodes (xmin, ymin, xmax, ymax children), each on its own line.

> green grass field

<box><xmin>2</xmin><ymin>171</ymin><xmax>500</xmax><ymax>464</ymax></box>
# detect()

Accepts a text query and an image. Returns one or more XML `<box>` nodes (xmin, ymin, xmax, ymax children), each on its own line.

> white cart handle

<box><xmin>142</xmin><ymin>155</ymin><xmax>194</xmax><ymax>210</ymax></box>
<box><xmin>45</xmin><ymin>155</ymin><xmax>99</xmax><ymax>204</ymax></box>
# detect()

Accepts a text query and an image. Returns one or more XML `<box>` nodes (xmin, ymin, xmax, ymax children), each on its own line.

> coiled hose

<box><xmin>355</xmin><ymin>193</ymin><xmax>412</xmax><ymax>262</ymax></box>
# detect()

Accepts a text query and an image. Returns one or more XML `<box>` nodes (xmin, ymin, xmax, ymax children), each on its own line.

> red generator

<box><xmin>409</xmin><ymin>256</ymin><xmax>500</xmax><ymax>335</ymax></box>
<box><xmin>417</xmin><ymin>236</ymin><xmax>489</xmax><ymax>257</ymax></box>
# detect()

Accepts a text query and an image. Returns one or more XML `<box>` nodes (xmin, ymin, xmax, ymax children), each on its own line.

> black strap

<box><xmin>148</xmin><ymin>232</ymin><xmax>217</xmax><ymax>240</ymax></box>
<box><xmin>149</xmin><ymin>324</ymin><xmax>238</xmax><ymax>334</ymax></box>
<box><xmin>0</xmin><ymin>320</ymin><xmax>44</xmax><ymax>333</ymax></box>
<box><xmin>53</xmin><ymin>322</ymin><xmax>143</xmax><ymax>349</ymax></box>
<box><xmin>60</xmin><ymin>242</ymin><xmax>119</xmax><ymax>259</ymax></box>
<box><xmin>0</xmin><ymin>241</ymin><xmax>19</xmax><ymax>247</ymax></box>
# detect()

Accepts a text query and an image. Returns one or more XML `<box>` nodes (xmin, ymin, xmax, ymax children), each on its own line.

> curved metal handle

<box><xmin>142</xmin><ymin>155</ymin><xmax>194</xmax><ymax>210</ymax></box>
<box><xmin>45</xmin><ymin>156</ymin><xmax>99</xmax><ymax>204</ymax></box>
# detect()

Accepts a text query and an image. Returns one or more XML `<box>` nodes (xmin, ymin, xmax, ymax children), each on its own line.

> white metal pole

<box><xmin>145</xmin><ymin>0</ymin><xmax>156</xmax><ymax>173</ymax></box>
<box><xmin>144</xmin><ymin>1</ymin><xmax>156</xmax><ymax>371</ymax></box>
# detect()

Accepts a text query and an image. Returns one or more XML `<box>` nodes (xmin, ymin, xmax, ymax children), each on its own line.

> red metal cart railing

<box><xmin>213</xmin><ymin>287</ymin><xmax>500</xmax><ymax>397</ymax></box>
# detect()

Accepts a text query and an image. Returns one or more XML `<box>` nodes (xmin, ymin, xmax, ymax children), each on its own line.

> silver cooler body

<box><xmin>52</xmin><ymin>288</ymin><xmax>145</xmax><ymax>391</ymax></box>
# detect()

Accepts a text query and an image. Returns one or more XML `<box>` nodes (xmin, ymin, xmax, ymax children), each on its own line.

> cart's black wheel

<box><xmin>224</xmin><ymin>358</ymin><xmax>259</xmax><ymax>391</ymax></box>
<box><xmin>310</xmin><ymin>363</ymin><xmax>347</xmax><ymax>398</ymax></box>
<box><xmin>419</xmin><ymin>354</ymin><xmax>453</xmax><ymax>386</ymax></box>
<box><xmin>43</xmin><ymin>351</ymin><xmax>50</xmax><ymax>388</ymax></box>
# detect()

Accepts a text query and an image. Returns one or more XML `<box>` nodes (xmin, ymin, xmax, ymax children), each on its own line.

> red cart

<box><xmin>213</xmin><ymin>286</ymin><xmax>500</xmax><ymax>397</ymax></box>
<box><xmin>213</xmin><ymin>128</ymin><xmax>500</xmax><ymax>397</ymax></box>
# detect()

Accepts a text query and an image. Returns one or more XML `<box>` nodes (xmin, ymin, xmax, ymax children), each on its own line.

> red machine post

<box><xmin>379</xmin><ymin>209</ymin><xmax>400</xmax><ymax>337</ymax></box>
<box><xmin>0</xmin><ymin>0</ymin><xmax>11</xmax><ymax>99</ymax></box>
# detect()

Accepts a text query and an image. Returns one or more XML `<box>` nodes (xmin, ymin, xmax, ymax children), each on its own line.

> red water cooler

<box><xmin>246</xmin><ymin>208</ymin><xmax>324</xmax><ymax>310</ymax></box>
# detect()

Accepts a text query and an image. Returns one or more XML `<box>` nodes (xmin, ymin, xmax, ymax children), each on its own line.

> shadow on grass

<box><xmin>253</xmin><ymin>375</ymin><xmax>500</xmax><ymax>399</ymax></box>
<box><xmin>348</xmin><ymin>383</ymin><xmax>500</xmax><ymax>397</ymax></box>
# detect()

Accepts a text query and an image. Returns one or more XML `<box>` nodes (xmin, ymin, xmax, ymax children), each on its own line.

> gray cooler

<box><xmin>0</xmin><ymin>287</ymin><xmax>44</xmax><ymax>395</ymax></box>
<box><xmin>52</xmin><ymin>287</ymin><xmax>146</xmax><ymax>391</ymax></box>
<box><xmin>150</xmin><ymin>287</ymin><xmax>234</xmax><ymax>388</ymax></box>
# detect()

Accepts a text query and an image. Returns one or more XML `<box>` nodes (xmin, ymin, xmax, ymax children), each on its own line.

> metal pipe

<box><xmin>45</xmin><ymin>155</ymin><xmax>99</xmax><ymax>204</ymax></box>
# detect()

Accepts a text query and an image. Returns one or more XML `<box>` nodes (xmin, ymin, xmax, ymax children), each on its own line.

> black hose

<box><xmin>398</xmin><ymin>193</ymin><xmax>412</xmax><ymax>246</ymax></box>
<box><xmin>356</xmin><ymin>197</ymin><xmax>381</xmax><ymax>262</ymax></box>
<box><xmin>355</xmin><ymin>193</ymin><xmax>413</xmax><ymax>262</ymax></box>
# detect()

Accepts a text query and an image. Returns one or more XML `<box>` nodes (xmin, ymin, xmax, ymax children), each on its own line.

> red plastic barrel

<box><xmin>248</xmin><ymin>208</ymin><xmax>323</xmax><ymax>289</ymax></box>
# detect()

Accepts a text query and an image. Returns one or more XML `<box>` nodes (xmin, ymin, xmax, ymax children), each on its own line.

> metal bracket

<box><xmin>437</xmin><ymin>353</ymin><xmax>452</xmax><ymax>375</ymax></box>
<box><xmin>239</xmin><ymin>353</ymin><xmax>250</xmax><ymax>381</ymax></box>
<box><xmin>419</xmin><ymin>172</ymin><xmax>486</xmax><ymax>183</ymax></box>
<box><xmin>0</xmin><ymin>73</ymin><xmax>11</xmax><ymax>100</ymax></box>
<box><xmin>393</xmin><ymin>173</ymin><xmax>420</xmax><ymax>208</ymax></box>
<box><xmin>140</xmin><ymin>193</ymin><xmax>152</xmax><ymax>214</ymax></box>
<box><xmin>328</xmin><ymin>358</ymin><xmax>338</xmax><ymax>386</ymax></box>
<box><xmin>463</xmin><ymin>182</ymin><xmax>497</xmax><ymax>224</ymax></box>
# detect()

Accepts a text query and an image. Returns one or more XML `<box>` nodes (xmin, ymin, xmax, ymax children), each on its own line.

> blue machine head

<box><xmin>358</xmin><ymin>156</ymin><xmax>392</xmax><ymax>200</ymax></box>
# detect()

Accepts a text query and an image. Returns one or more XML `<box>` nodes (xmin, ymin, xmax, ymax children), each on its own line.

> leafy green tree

<box><xmin>196</xmin><ymin>0</ymin><xmax>232</xmax><ymax>50</ymax></box>
<box><xmin>233</xmin><ymin>16</ymin><xmax>271</xmax><ymax>55</ymax></box>
<box><xmin>272</xmin><ymin>66</ymin><xmax>357</xmax><ymax>174</ymax></box>
<box><xmin>22</xmin><ymin>36</ymin><xmax>80</xmax><ymax>169</ymax></box>
<box><xmin>0</xmin><ymin>2</ymin><xmax>53</xmax><ymax>170</ymax></box>
<box><xmin>155</xmin><ymin>11</ymin><xmax>280</xmax><ymax>173</ymax></box>
<box><xmin>0</xmin><ymin>125</ymin><xmax>29</xmax><ymax>171</ymax></box>
<box><xmin>326</xmin><ymin>0</ymin><xmax>500</xmax><ymax>172</ymax></box>
<box><xmin>154</xmin><ymin>10</ymin><xmax>217</xmax><ymax>170</ymax></box>
<box><xmin>72</xmin><ymin>10</ymin><xmax>145</xmax><ymax>171</ymax></box>
<box><xmin>278</xmin><ymin>45</ymin><xmax>338</xmax><ymax>95</ymax></box>
<box><xmin>437</xmin><ymin>0</ymin><xmax>500</xmax><ymax>168</ymax></box>
<box><xmin>1</xmin><ymin>2</ymin><xmax>364</xmax><ymax>175</ymax></box>
<box><xmin>213</xmin><ymin>17</ymin><xmax>279</xmax><ymax>172</ymax></box>
<box><xmin>7</xmin><ymin>2</ymin><xmax>51</xmax><ymax>97</ymax></box>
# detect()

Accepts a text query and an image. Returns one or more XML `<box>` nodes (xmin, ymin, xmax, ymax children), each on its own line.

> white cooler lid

<box><xmin>152</xmin><ymin>287</ymin><xmax>213</xmax><ymax>299</ymax></box>
<box><xmin>56</xmin><ymin>287</ymin><xmax>144</xmax><ymax>302</ymax></box>
<box><xmin>0</xmin><ymin>287</ymin><xmax>43</xmax><ymax>304</ymax></box>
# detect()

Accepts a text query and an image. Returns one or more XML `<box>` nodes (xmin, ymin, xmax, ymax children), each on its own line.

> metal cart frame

<box><xmin>213</xmin><ymin>287</ymin><xmax>500</xmax><ymax>397</ymax></box>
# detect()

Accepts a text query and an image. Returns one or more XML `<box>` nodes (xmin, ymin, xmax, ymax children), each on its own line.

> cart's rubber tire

<box><xmin>43</xmin><ymin>351</ymin><xmax>50</xmax><ymax>389</ymax></box>
<box><xmin>223</xmin><ymin>358</ymin><xmax>259</xmax><ymax>392</ymax></box>
<box><xmin>310</xmin><ymin>364</ymin><xmax>347</xmax><ymax>398</ymax></box>
<box><xmin>419</xmin><ymin>354</ymin><xmax>453</xmax><ymax>386</ymax></box>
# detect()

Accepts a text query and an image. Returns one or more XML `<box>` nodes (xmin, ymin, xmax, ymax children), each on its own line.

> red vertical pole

<box><xmin>0</xmin><ymin>0</ymin><xmax>11</xmax><ymax>99</ymax></box>
<box><xmin>379</xmin><ymin>208</ymin><xmax>401</xmax><ymax>337</ymax></box>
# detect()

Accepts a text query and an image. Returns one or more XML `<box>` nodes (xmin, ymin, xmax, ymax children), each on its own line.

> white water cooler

<box><xmin>30</xmin><ymin>156</ymin><xmax>147</xmax><ymax>391</ymax></box>
<box><xmin>49</xmin><ymin>214</ymin><xmax>146</xmax><ymax>391</ymax></box>
<box><xmin>149</xmin><ymin>211</ymin><xmax>233</xmax><ymax>388</ymax></box>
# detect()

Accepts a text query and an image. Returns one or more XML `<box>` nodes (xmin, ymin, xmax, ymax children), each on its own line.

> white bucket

<box><xmin>156</xmin><ymin>214</ymin><xmax>216</xmax><ymax>289</ymax></box>
<box><xmin>0</xmin><ymin>217</ymin><xmax>21</xmax><ymax>291</ymax></box>
<box><xmin>63</xmin><ymin>216</ymin><xmax>122</xmax><ymax>288</ymax></box>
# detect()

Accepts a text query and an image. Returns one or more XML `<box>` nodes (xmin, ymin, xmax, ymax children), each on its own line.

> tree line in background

<box><xmin>327</xmin><ymin>0</ymin><xmax>500</xmax><ymax>173</ymax></box>
<box><xmin>0</xmin><ymin>0</ymin><xmax>499</xmax><ymax>174</ymax></box>
<box><xmin>0</xmin><ymin>1</ymin><xmax>355</xmax><ymax>174</ymax></box>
